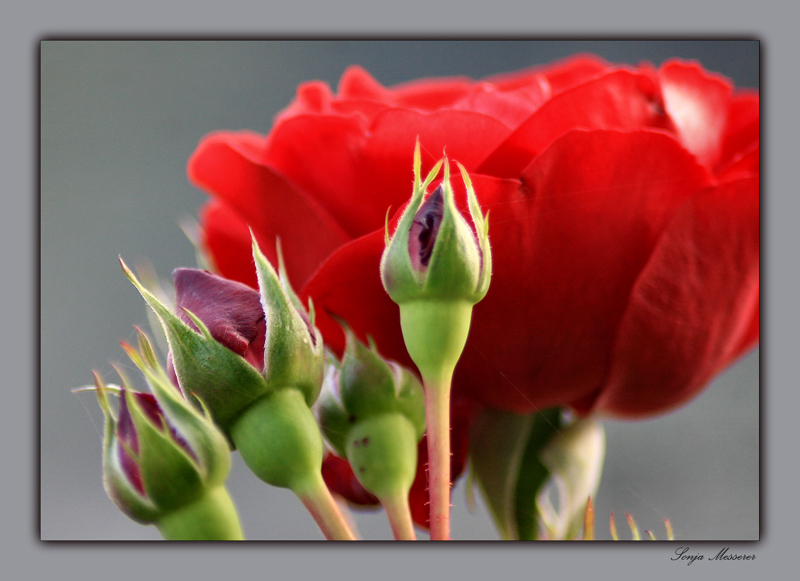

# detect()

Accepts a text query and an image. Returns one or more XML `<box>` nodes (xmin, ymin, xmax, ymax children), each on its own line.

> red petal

<box><xmin>273</xmin><ymin>81</ymin><xmax>335</xmax><ymax>125</ymax></box>
<box><xmin>337</xmin><ymin>65</ymin><xmax>392</xmax><ymax>101</ymax></box>
<box><xmin>486</xmin><ymin>53</ymin><xmax>609</xmax><ymax>94</ymax></box>
<box><xmin>658</xmin><ymin>60</ymin><xmax>733</xmax><ymax>168</ymax></box>
<box><xmin>200</xmin><ymin>200</ymin><xmax>259</xmax><ymax>288</ymax></box>
<box><xmin>189</xmin><ymin>131</ymin><xmax>351</xmax><ymax>290</ymax></box>
<box><xmin>717</xmin><ymin>145</ymin><xmax>759</xmax><ymax>182</ymax></box>
<box><xmin>321</xmin><ymin>452</ymin><xmax>380</xmax><ymax>507</ymax></box>
<box><xmin>451</xmin><ymin>82</ymin><xmax>549</xmax><ymax>127</ymax></box>
<box><xmin>173</xmin><ymin>268</ymin><xmax>266</xmax><ymax>372</ymax></box>
<box><xmin>478</xmin><ymin>68</ymin><xmax>674</xmax><ymax>179</ymax></box>
<box><xmin>459</xmin><ymin>130</ymin><xmax>714</xmax><ymax>412</ymax></box>
<box><xmin>390</xmin><ymin>77</ymin><xmax>474</xmax><ymax>111</ymax></box>
<box><xmin>595</xmin><ymin>176</ymin><xmax>759</xmax><ymax>417</ymax></box>
<box><xmin>263</xmin><ymin>108</ymin><xmax>511</xmax><ymax>238</ymax></box>
<box><xmin>716</xmin><ymin>91</ymin><xmax>759</xmax><ymax>173</ymax></box>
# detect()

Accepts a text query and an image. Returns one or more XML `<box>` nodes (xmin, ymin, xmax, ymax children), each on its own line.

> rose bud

<box><xmin>381</xmin><ymin>141</ymin><xmax>491</xmax><ymax>382</ymax></box>
<box><xmin>317</xmin><ymin>330</ymin><xmax>425</xmax><ymax>539</ymax></box>
<box><xmin>92</xmin><ymin>330</ymin><xmax>242</xmax><ymax>540</ymax></box>
<box><xmin>121</xmin><ymin>243</ymin><xmax>354</xmax><ymax>540</ymax></box>
<box><xmin>380</xmin><ymin>140</ymin><xmax>491</xmax><ymax>540</ymax></box>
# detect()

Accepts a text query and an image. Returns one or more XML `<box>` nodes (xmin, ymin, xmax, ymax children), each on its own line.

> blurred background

<box><xmin>41</xmin><ymin>40</ymin><xmax>759</xmax><ymax>541</ymax></box>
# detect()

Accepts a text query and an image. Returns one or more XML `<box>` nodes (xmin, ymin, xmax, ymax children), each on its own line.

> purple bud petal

<box><xmin>117</xmin><ymin>388</ymin><xmax>145</xmax><ymax>494</ymax></box>
<box><xmin>173</xmin><ymin>268</ymin><xmax>266</xmax><ymax>371</ymax></box>
<box><xmin>408</xmin><ymin>185</ymin><xmax>444</xmax><ymax>271</ymax></box>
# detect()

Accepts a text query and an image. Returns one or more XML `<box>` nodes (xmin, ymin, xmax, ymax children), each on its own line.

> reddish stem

<box><xmin>424</xmin><ymin>371</ymin><xmax>452</xmax><ymax>540</ymax></box>
<box><xmin>296</xmin><ymin>475</ymin><xmax>357</xmax><ymax>541</ymax></box>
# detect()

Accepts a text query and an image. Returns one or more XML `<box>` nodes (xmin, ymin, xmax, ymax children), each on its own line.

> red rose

<box><xmin>189</xmin><ymin>54</ymin><xmax>758</xmax><ymax>421</ymax></box>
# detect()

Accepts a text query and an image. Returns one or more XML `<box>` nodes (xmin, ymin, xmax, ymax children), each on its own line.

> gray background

<box><xmin>40</xmin><ymin>40</ymin><xmax>759</xmax><ymax>542</ymax></box>
<box><xmin>40</xmin><ymin>40</ymin><xmax>759</xmax><ymax>540</ymax></box>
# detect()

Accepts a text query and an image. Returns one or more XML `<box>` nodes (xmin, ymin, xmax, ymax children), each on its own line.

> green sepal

<box><xmin>251</xmin><ymin>236</ymin><xmax>325</xmax><ymax>407</ymax></box>
<box><xmin>421</xmin><ymin>160</ymin><xmax>483</xmax><ymax>301</ymax></box>
<box><xmin>125</xmin><ymin>387</ymin><xmax>206</xmax><ymax>513</ymax></box>
<box><xmin>93</xmin><ymin>372</ymin><xmax>160</xmax><ymax>524</ymax></box>
<box><xmin>457</xmin><ymin>161</ymin><xmax>492</xmax><ymax>299</ymax></box>
<box><xmin>121</xmin><ymin>257</ymin><xmax>270</xmax><ymax>435</ymax></box>
<box><xmin>380</xmin><ymin>139</ymin><xmax>444</xmax><ymax>305</ymax></box>
<box><xmin>124</xmin><ymin>329</ymin><xmax>232</xmax><ymax>488</ymax></box>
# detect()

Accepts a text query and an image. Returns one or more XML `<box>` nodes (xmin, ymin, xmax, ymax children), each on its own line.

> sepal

<box><xmin>121</xmin><ymin>257</ymin><xmax>270</xmax><ymax>434</ymax></box>
<box><xmin>252</xmin><ymin>235</ymin><xmax>325</xmax><ymax>406</ymax></box>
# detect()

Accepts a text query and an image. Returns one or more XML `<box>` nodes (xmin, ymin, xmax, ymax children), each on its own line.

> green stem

<box><xmin>423</xmin><ymin>369</ymin><xmax>452</xmax><ymax>541</ymax></box>
<box><xmin>295</xmin><ymin>475</ymin><xmax>357</xmax><ymax>540</ymax></box>
<box><xmin>381</xmin><ymin>491</ymin><xmax>416</xmax><ymax>540</ymax></box>
<box><xmin>156</xmin><ymin>485</ymin><xmax>244</xmax><ymax>540</ymax></box>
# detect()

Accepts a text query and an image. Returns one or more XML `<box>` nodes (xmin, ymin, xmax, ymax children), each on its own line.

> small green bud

<box><xmin>317</xmin><ymin>329</ymin><xmax>425</xmax><ymax>500</ymax></box>
<box><xmin>380</xmin><ymin>140</ymin><xmax>491</xmax><ymax>380</ymax></box>
<box><xmin>380</xmin><ymin>139</ymin><xmax>491</xmax><ymax>305</ymax></box>
<box><xmin>91</xmin><ymin>331</ymin><xmax>242</xmax><ymax>539</ymax></box>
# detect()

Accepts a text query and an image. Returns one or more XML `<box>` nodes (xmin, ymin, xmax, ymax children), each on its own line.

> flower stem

<box><xmin>295</xmin><ymin>475</ymin><xmax>357</xmax><ymax>540</ymax></box>
<box><xmin>156</xmin><ymin>485</ymin><xmax>244</xmax><ymax>540</ymax></box>
<box><xmin>381</xmin><ymin>491</ymin><xmax>416</xmax><ymax>540</ymax></box>
<box><xmin>423</xmin><ymin>369</ymin><xmax>452</xmax><ymax>541</ymax></box>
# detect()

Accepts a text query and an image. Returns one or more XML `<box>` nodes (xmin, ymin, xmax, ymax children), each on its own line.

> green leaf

<box><xmin>515</xmin><ymin>409</ymin><xmax>563</xmax><ymax>540</ymax></box>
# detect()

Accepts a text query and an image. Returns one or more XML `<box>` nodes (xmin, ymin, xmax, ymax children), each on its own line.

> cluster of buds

<box><xmin>81</xmin><ymin>141</ymin><xmax>610</xmax><ymax>541</ymax></box>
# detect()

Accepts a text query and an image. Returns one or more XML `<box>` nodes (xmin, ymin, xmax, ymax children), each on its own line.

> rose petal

<box><xmin>459</xmin><ymin>130</ymin><xmax>715</xmax><ymax>411</ymax></box>
<box><xmin>451</xmin><ymin>82</ymin><xmax>549</xmax><ymax>127</ymax></box>
<box><xmin>263</xmin><ymin>108</ymin><xmax>511</xmax><ymax>238</ymax></box>
<box><xmin>594</xmin><ymin>176</ymin><xmax>759</xmax><ymax>417</ymax></box>
<box><xmin>189</xmin><ymin>131</ymin><xmax>351</xmax><ymax>290</ymax></box>
<box><xmin>274</xmin><ymin>80</ymin><xmax>335</xmax><ymax>125</ymax></box>
<box><xmin>200</xmin><ymin>200</ymin><xmax>259</xmax><ymax>288</ymax></box>
<box><xmin>659</xmin><ymin>60</ymin><xmax>733</xmax><ymax>168</ymax></box>
<box><xmin>717</xmin><ymin>145</ymin><xmax>759</xmax><ymax>182</ymax></box>
<box><xmin>174</xmin><ymin>268</ymin><xmax>267</xmax><ymax>371</ymax></box>
<box><xmin>478</xmin><ymin>68</ymin><xmax>674</xmax><ymax>179</ymax></box>
<box><xmin>486</xmin><ymin>53</ymin><xmax>609</xmax><ymax>94</ymax></box>
<box><xmin>717</xmin><ymin>91</ymin><xmax>759</xmax><ymax>173</ymax></box>
<box><xmin>321</xmin><ymin>451</ymin><xmax>380</xmax><ymax>507</ymax></box>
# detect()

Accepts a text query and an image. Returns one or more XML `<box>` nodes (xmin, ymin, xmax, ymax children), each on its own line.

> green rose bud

<box><xmin>317</xmin><ymin>329</ymin><xmax>425</xmax><ymax>539</ymax></box>
<box><xmin>380</xmin><ymin>140</ymin><xmax>491</xmax><ymax>381</ymax></box>
<box><xmin>92</xmin><ymin>330</ymin><xmax>242</xmax><ymax>540</ymax></box>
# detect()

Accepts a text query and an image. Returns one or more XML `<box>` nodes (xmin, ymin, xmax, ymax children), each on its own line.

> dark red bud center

<box><xmin>409</xmin><ymin>185</ymin><xmax>444</xmax><ymax>271</ymax></box>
